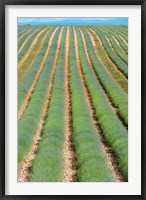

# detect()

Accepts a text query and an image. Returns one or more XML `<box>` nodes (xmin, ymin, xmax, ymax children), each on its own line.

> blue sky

<box><xmin>18</xmin><ymin>18</ymin><xmax>128</xmax><ymax>26</ymax></box>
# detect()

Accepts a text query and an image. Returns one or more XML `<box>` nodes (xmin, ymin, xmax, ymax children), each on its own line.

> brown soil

<box><xmin>18</xmin><ymin>28</ymin><xmax>34</xmax><ymax>42</ymax></box>
<box><xmin>73</xmin><ymin>27</ymin><xmax>125</xmax><ymax>182</ymax></box>
<box><xmin>80</xmin><ymin>28</ymin><xmax>128</xmax><ymax>130</ymax></box>
<box><xmin>119</xmin><ymin>35</ymin><xmax>128</xmax><ymax>46</ymax></box>
<box><xmin>18</xmin><ymin>28</ymin><xmax>50</xmax><ymax>85</ymax></box>
<box><xmin>18</xmin><ymin>27</ymin><xmax>48</xmax><ymax>69</ymax></box>
<box><xmin>88</xmin><ymin>29</ymin><xmax>128</xmax><ymax>96</ymax></box>
<box><xmin>104</xmin><ymin>34</ymin><xmax>121</xmax><ymax>58</ymax></box>
<box><xmin>18</xmin><ymin>27</ymin><xmax>58</xmax><ymax>121</ymax></box>
<box><xmin>18</xmin><ymin>27</ymin><xmax>64</xmax><ymax>182</ymax></box>
<box><xmin>18</xmin><ymin>29</ymin><xmax>39</xmax><ymax>54</ymax></box>
<box><xmin>104</xmin><ymin>34</ymin><xmax>128</xmax><ymax>65</ymax></box>
<box><xmin>112</xmin><ymin>35</ymin><xmax>127</xmax><ymax>54</ymax></box>
<box><xmin>63</xmin><ymin>27</ymin><xmax>78</xmax><ymax>182</ymax></box>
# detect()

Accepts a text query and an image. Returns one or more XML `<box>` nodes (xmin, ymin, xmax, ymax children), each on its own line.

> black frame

<box><xmin>0</xmin><ymin>0</ymin><xmax>145</xmax><ymax>199</ymax></box>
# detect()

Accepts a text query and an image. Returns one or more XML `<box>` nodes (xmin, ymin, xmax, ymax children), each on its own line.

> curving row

<box><xmin>30</xmin><ymin>27</ymin><xmax>67</xmax><ymax>182</ymax></box>
<box><xmin>18</xmin><ymin>28</ymin><xmax>43</xmax><ymax>62</ymax></box>
<box><xmin>18</xmin><ymin>27</ymin><xmax>28</xmax><ymax>38</ymax></box>
<box><xmin>107</xmin><ymin>26</ymin><xmax>128</xmax><ymax>42</ymax></box>
<box><xmin>18</xmin><ymin>27</ymin><xmax>57</xmax><ymax>109</ymax></box>
<box><xmin>74</xmin><ymin>27</ymin><xmax>128</xmax><ymax>179</ymax></box>
<box><xmin>80</xmin><ymin>27</ymin><xmax>128</xmax><ymax>125</ymax></box>
<box><xmin>86</xmin><ymin>27</ymin><xmax>128</xmax><ymax>95</ymax></box>
<box><xmin>99</xmin><ymin>26</ymin><xmax>128</xmax><ymax>54</ymax></box>
<box><xmin>18</xmin><ymin>27</ymin><xmax>62</xmax><ymax>164</ymax></box>
<box><xmin>98</xmin><ymin>27</ymin><xmax>128</xmax><ymax>64</ymax></box>
<box><xmin>91</xmin><ymin>27</ymin><xmax>128</xmax><ymax>77</ymax></box>
<box><xmin>18</xmin><ymin>27</ymin><xmax>38</xmax><ymax>50</ymax></box>
<box><xmin>70</xmin><ymin>27</ymin><xmax>114</xmax><ymax>182</ymax></box>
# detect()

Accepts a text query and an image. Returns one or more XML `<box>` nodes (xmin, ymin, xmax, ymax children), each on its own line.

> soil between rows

<box><xmin>18</xmin><ymin>27</ymin><xmax>64</xmax><ymax>182</ymax></box>
<box><xmin>18</xmin><ymin>26</ymin><xmax>128</xmax><ymax>182</ymax></box>
<box><xmin>79</xmin><ymin>28</ymin><xmax>128</xmax><ymax>130</ymax></box>
<box><xmin>73</xmin><ymin>27</ymin><xmax>125</xmax><ymax>182</ymax></box>
<box><xmin>18</xmin><ymin>27</ymin><xmax>58</xmax><ymax>121</ymax></box>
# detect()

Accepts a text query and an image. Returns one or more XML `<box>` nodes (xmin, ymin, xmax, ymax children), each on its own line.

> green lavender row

<box><xmin>18</xmin><ymin>28</ymin><xmax>42</xmax><ymax>62</ymax></box>
<box><xmin>122</xmin><ymin>26</ymin><xmax>128</xmax><ymax>33</ymax></box>
<box><xmin>18</xmin><ymin>27</ymin><xmax>56</xmax><ymax>109</ymax></box>
<box><xmin>112</xmin><ymin>34</ymin><xmax>128</xmax><ymax>54</ymax></box>
<box><xmin>87</xmin><ymin>28</ymin><xmax>128</xmax><ymax>95</ymax></box>
<box><xmin>18</xmin><ymin>28</ymin><xmax>27</xmax><ymax>38</ymax></box>
<box><xmin>70</xmin><ymin>27</ymin><xmax>114</xmax><ymax>182</ymax></box>
<box><xmin>18</xmin><ymin>28</ymin><xmax>37</xmax><ymax>50</ymax></box>
<box><xmin>18</xmin><ymin>26</ymin><xmax>33</xmax><ymax>38</ymax></box>
<box><xmin>110</xmin><ymin>26</ymin><xmax>128</xmax><ymax>36</ymax></box>
<box><xmin>18</xmin><ymin>27</ymin><xmax>62</xmax><ymax>164</ymax></box>
<box><xmin>30</xmin><ymin>28</ymin><xmax>67</xmax><ymax>182</ymax></box>
<box><xmin>108</xmin><ymin>26</ymin><xmax>128</xmax><ymax>42</ymax></box>
<box><xmin>80</xmin><ymin>27</ymin><xmax>128</xmax><ymax>125</ymax></box>
<box><xmin>98</xmin><ymin>27</ymin><xmax>128</xmax><ymax>64</ymax></box>
<box><xmin>75</xmin><ymin>28</ymin><xmax>128</xmax><ymax>179</ymax></box>
<box><xmin>18</xmin><ymin>26</ymin><xmax>25</xmax><ymax>32</ymax></box>
<box><xmin>92</xmin><ymin>27</ymin><xmax>128</xmax><ymax>77</ymax></box>
<box><xmin>18</xmin><ymin>26</ymin><xmax>36</xmax><ymax>37</ymax></box>
<box><xmin>100</xmin><ymin>26</ymin><xmax>128</xmax><ymax>54</ymax></box>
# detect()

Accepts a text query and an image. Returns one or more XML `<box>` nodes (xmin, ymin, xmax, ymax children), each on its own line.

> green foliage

<box><xmin>92</xmin><ymin>27</ymin><xmax>128</xmax><ymax>77</ymax></box>
<box><xmin>18</xmin><ymin>28</ymin><xmax>28</xmax><ymax>38</ymax></box>
<box><xmin>30</xmin><ymin>27</ymin><xmax>67</xmax><ymax>182</ymax></box>
<box><xmin>80</xmin><ymin>27</ymin><xmax>128</xmax><ymax>125</ymax></box>
<box><xmin>100</xmin><ymin>26</ymin><xmax>128</xmax><ymax>54</ymax></box>
<box><xmin>110</xmin><ymin>26</ymin><xmax>128</xmax><ymax>38</ymax></box>
<box><xmin>69</xmin><ymin>27</ymin><xmax>114</xmax><ymax>182</ymax></box>
<box><xmin>18</xmin><ymin>27</ymin><xmax>56</xmax><ymax>109</ymax></box>
<box><xmin>114</xmin><ymin>34</ymin><xmax>128</xmax><ymax>54</ymax></box>
<box><xmin>74</xmin><ymin>27</ymin><xmax>128</xmax><ymax>179</ymax></box>
<box><xmin>18</xmin><ymin>28</ymin><xmax>42</xmax><ymax>62</ymax></box>
<box><xmin>18</xmin><ymin>25</ymin><xmax>128</xmax><ymax>182</ymax></box>
<box><xmin>98</xmin><ymin>27</ymin><xmax>128</xmax><ymax>64</ymax></box>
<box><xmin>18</xmin><ymin>27</ymin><xmax>37</xmax><ymax>50</ymax></box>
<box><xmin>18</xmin><ymin>27</ymin><xmax>62</xmax><ymax>164</ymax></box>
<box><xmin>108</xmin><ymin>26</ymin><xmax>128</xmax><ymax>42</ymax></box>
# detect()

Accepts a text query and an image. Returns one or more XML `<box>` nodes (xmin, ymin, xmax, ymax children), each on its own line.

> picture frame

<box><xmin>0</xmin><ymin>0</ymin><xmax>145</xmax><ymax>198</ymax></box>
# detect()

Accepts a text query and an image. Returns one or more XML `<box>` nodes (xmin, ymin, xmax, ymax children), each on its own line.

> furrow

<box><xmin>30</xmin><ymin>27</ymin><xmax>67</xmax><ymax>182</ymax></box>
<box><xmin>18</xmin><ymin>27</ymin><xmax>51</xmax><ymax>85</ymax></box>
<box><xmin>89</xmin><ymin>28</ymin><xmax>128</xmax><ymax>79</ymax></box>
<box><xmin>72</xmin><ymin>27</ymin><xmax>128</xmax><ymax>180</ymax></box>
<box><xmin>18</xmin><ymin>27</ymin><xmax>57</xmax><ymax>109</ymax></box>
<box><xmin>63</xmin><ymin>27</ymin><xmax>78</xmax><ymax>182</ymax></box>
<box><xmin>68</xmin><ymin>27</ymin><xmax>113</xmax><ymax>182</ymax></box>
<box><xmin>18</xmin><ymin>29</ymin><xmax>39</xmax><ymax>54</ymax></box>
<box><xmin>18</xmin><ymin>27</ymin><xmax>49</xmax><ymax>69</ymax></box>
<box><xmin>79</xmin><ymin>28</ymin><xmax>128</xmax><ymax>127</ymax></box>
<box><xmin>119</xmin><ymin>35</ymin><xmax>128</xmax><ymax>46</ymax></box>
<box><xmin>18</xmin><ymin>27</ymin><xmax>64</xmax><ymax>182</ymax></box>
<box><xmin>18</xmin><ymin>27</ymin><xmax>58</xmax><ymax>121</ymax></box>
<box><xmin>18</xmin><ymin>28</ymin><xmax>43</xmax><ymax>63</ymax></box>
<box><xmin>87</xmin><ymin>28</ymin><xmax>128</xmax><ymax>95</ymax></box>
<box><xmin>113</xmin><ymin>26</ymin><xmax>128</xmax><ymax>37</ymax></box>
<box><xmin>18</xmin><ymin>28</ymin><xmax>36</xmax><ymax>48</ymax></box>
<box><xmin>18</xmin><ymin>28</ymin><xmax>26</xmax><ymax>37</ymax></box>
<box><xmin>74</xmin><ymin>27</ymin><xmax>125</xmax><ymax>182</ymax></box>
<box><xmin>108</xmin><ymin>27</ymin><xmax>128</xmax><ymax>43</ymax></box>
<box><xmin>104</xmin><ymin>34</ymin><xmax>128</xmax><ymax>65</ymax></box>
<box><xmin>112</xmin><ymin>35</ymin><xmax>126</xmax><ymax>54</ymax></box>
<box><xmin>97</xmin><ymin>26</ymin><xmax>128</xmax><ymax>54</ymax></box>
<box><xmin>90</xmin><ymin>27</ymin><xmax>128</xmax><ymax>78</ymax></box>
<box><xmin>18</xmin><ymin>28</ymin><xmax>34</xmax><ymax>42</ymax></box>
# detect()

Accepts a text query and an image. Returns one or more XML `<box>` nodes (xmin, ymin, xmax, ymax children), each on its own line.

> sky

<box><xmin>18</xmin><ymin>18</ymin><xmax>128</xmax><ymax>26</ymax></box>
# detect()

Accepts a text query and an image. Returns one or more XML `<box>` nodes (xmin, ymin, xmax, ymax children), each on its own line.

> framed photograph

<box><xmin>0</xmin><ymin>0</ymin><xmax>145</xmax><ymax>198</ymax></box>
